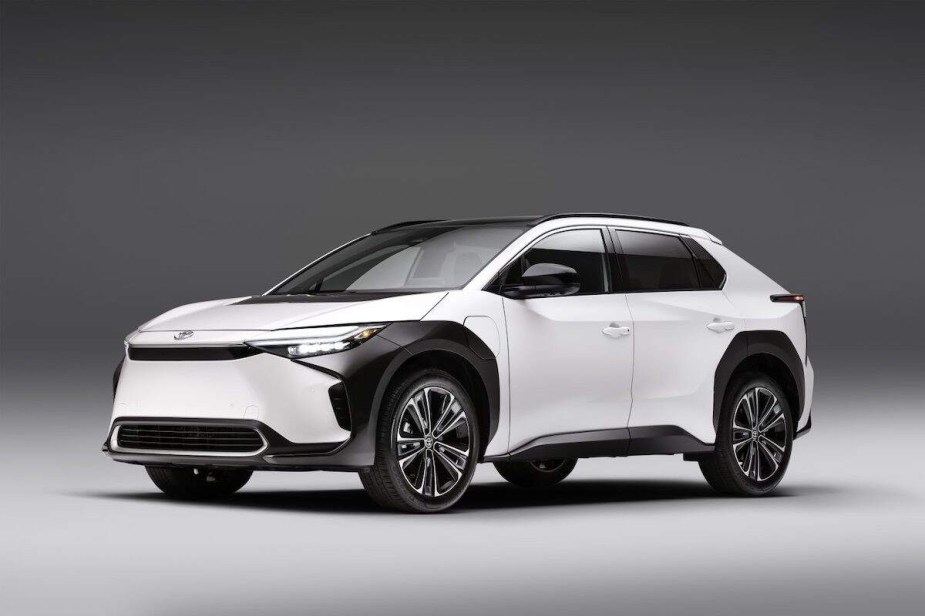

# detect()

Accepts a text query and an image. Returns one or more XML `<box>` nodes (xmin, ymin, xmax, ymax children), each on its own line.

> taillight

<box><xmin>771</xmin><ymin>294</ymin><xmax>806</xmax><ymax>318</ymax></box>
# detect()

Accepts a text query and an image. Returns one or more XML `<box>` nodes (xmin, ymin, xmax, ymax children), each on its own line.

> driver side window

<box><xmin>502</xmin><ymin>229</ymin><xmax>609</xmax><ymax>295</ymax></box>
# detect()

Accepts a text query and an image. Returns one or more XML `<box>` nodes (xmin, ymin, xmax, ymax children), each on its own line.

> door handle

<box><xmin>706</xmin><ymin>321</ymin><xmax>735</xmax><ymax>333</ymax></box>
<box><xmin>603</xmin><ymin>324</ymin><xmax>631</xmax><ymax>338</ymax></box>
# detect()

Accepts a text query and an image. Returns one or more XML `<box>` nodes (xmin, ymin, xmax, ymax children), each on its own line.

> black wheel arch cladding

<box><xmin>713</xmin><ymin>330</ymin><xmax>805</xmax><ymax>432</ymax></box>
<box><xmin>300</xmin><ymin>320</ymin><xmax>501</xmax><ymax>463</ymax></box>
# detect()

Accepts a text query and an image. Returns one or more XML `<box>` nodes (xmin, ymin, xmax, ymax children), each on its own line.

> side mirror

<box><xmin>501</xmin><ymin>263</ymin><xmax>580</xmax><ymax>299</ymax></box>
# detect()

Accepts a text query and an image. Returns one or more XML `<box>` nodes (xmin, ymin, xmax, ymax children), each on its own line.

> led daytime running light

<box><xmin>246</xmin><ymin>324</ymin><xmax>386</xmax><ymax>359</ymax></box>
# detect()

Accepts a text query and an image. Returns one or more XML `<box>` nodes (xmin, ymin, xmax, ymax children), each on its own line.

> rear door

<box><xmin>613</xmin><ymin>229</ymin><xmax>742</xmax><ymax>444</ymax></box>
<box><xmin>500</xmin><ymin>228</ymin><xmax>635</xmax><ymax>450</ymax></box>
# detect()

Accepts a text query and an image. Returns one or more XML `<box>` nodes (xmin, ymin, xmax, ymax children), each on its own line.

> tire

<box><xmin>494</xmin><ymin>458</ymin><xmax>577</xmax><ymax>488</ymax></box>
<box><xmin>699</xmin><ymin>373</ymin><xmax>794</xmax><ymax>496</ymax></box>
<box><xmin>360</xmin><ymin>369</ymin><xmax>479</xmax><ymax>513</ymax></box>
<box><xmin>145</xmin><ymin>466</ymin><xmax>252</xmax><ymax>500</ymax></box>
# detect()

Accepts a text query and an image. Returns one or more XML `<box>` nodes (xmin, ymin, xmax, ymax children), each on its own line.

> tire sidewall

<box><xmin>381</xmin><ymin>371</ymin><xmax>480</xmax><ymax>512</ymax></box>
<box><xmin>495</xmin><ymin>458</ymin><xmax>577</xmax><ymax>488</ymax></box>
<box><xmin>146</xmin><ymin>466</ymin><xmax>252</xmax><ymax>500</ymax></box>
<box><xmin>717</xmin><ymin>374</ymin><xmax>794</xmax><ymax>495</ymax></box>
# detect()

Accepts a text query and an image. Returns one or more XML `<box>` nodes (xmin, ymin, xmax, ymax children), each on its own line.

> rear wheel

<box><xmin>146</xmin><ymin>466</ymin><xmax>252</xmax><ymax>500</ymax></box>
<box><xmin>360</xmin><ymin>369</ymin><xmax>479</xmax><ymax>513</ymax></box>
<box><xmin>494</xmin><ymin>458</ymin><xmax>577</xmax><ymax>488</ymax></box>
<box><xmin>699</xmin><ymin>373</ymin><xmax>793</xmax><ymax>496</ymax></box>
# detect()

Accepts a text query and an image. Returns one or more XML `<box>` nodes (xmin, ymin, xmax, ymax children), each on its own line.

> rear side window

<box><xmin>502</xmin><ymin>229</ymin><xmax>609</xmax><ymax>295</ymax></box>
<box><xmin>615</xmin><ymin>230</ymin><xmax>699</xmax><ymax>292</ymax></box>
<box><xmin>682</xmin><ymin>237</ymin><xmax>726</xmax><ymax>290</ymax></box>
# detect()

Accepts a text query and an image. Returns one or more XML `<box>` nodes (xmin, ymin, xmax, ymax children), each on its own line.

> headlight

<box><xmin>245</xmin><ymin>324</ymin><xmax>386</xmax><ymax>359</ymax></box>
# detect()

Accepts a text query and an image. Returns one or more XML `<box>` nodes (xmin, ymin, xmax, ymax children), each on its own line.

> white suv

<box><xmin>105</xmin><ymin>214</ymin><xmax>813</xmax><ymax>512</ymax></box>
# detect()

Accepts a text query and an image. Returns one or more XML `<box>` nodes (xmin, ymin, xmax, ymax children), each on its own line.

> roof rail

<box><xmin>532</xmin><ymin>213</ymin><xmax>689</xmax><ymax>227</ymax></box>
<box><xmin>370</xmin><ymin>219</ymin><xmax>445</xmax><ymax>234</ymax></box>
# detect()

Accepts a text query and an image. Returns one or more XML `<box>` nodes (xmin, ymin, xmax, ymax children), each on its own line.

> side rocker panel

<box><xmin>485</xmin><ymin>425</ymin><xmax>712</xmax><ymax>462</ymax></box>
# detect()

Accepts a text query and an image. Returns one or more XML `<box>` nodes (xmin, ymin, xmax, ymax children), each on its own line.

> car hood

<box><xmin>138</xmin><ymin>292</ymin><xmax>448</xmax><ymax>333</ymax></box>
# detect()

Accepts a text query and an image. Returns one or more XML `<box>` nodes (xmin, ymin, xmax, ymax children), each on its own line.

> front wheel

<box><xmin>145</xmin><ymin>466</ymin><xmax>252</xmax><ymax>500</ymax></box>
<box><xmin>360</xmin><ymin>370</ymin><xmax>479</xmax><ymax>513</ymax></box>
<box><xmin>699</xmin><ymin>374</ymin><xmax>793</xmax><ymax>496</ymax></box>
<box><xmin>494</xmin><ymin>459</ymin><xmax>577</xmax><ymax>488</ymax></box>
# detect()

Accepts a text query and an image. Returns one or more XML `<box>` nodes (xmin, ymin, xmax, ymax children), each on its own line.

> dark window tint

<box><xmin>504</xmin><ymin>229</ymin><xmax>609</xmax><ymax>295</ymax></box>
<box><xmin>616</xmin><ymin>230</ymin><xmax>699</xmax><ymax>291</ymax></box>
<box><xmin>682</xmin><ymin>237</ymin><xmax>726</xmax><ymax>289</ymax></box>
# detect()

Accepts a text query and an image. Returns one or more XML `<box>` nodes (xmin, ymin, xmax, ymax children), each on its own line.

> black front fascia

<box><xmin>276</xmin><ymin>333</ymin><xmax>408</xmax><ymax>468</ymax></box>
<box><xmin>264</xmin><ymin>320</ymin><xmax>501</xmax><ymax>468</ymax></box>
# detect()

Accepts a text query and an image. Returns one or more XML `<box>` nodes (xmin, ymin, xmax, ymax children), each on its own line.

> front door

<box><xmin>501</xmin><ymin>228</ymin><xmax>635</xmax><ymax>450</ymax></box>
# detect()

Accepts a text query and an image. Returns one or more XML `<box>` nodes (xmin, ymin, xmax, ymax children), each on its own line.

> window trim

<box><xmin>609</xmin><ymin>227</ymin><xmax>714</xmax><ymax>294</ymax></box>
<box><xmin>680</xmin><ymin>235</ymin><xmax>727</xmax><ymax>290</ymax></box>
<box><xmin>265</xmin><ymin>234</ymin><xmax>371</xmax><ymax>295</ymax></box>
<box><xmin>484</xmin><ymin>226</ymin><xmax>615</xmax><ymax>297</ymax></box>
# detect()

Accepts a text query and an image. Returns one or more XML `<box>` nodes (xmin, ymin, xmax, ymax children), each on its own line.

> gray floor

<box><xmin>2</xmin><ymin>357</ymin><xmax>923</xmax><ymax>616</ymax></box>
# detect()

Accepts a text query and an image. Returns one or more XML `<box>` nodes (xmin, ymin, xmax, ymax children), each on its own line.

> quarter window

<box><xmin>682</xmin><ymin>237</ymin><xmax>727</xmax><ymax>290</ymax></box>
<box><xmin>502</xmin><ymin>229</ymin><xmax>609</xmax><ymax>296</ymax></box>
<box><xmin>615</xmin><ymin>230</ymin><xmax>700</xmax><ymax>292</ymax></box>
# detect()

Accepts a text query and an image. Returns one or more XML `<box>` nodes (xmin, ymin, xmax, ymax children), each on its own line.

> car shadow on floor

<box><xmin>76</xmin><ymin>478</ymin><xmax>815</xmax><ymax>515</ymax></box>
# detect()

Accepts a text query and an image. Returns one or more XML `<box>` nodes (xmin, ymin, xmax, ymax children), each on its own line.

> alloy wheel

<box><xmin>732</xmin><ymin>386</ymin><xmax>788</xmax><ymax>482</ymax></box>
<box><xmin>394</xmin><ymin>386</ymin><xmax>472</xmax><ymax>498</ymax></box>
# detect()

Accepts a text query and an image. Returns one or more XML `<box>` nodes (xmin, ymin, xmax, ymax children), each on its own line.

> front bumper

<box><xmin>113</xmin><ymin>347</ymin><xmax>353</xmax><ymax>443</ymax></box>
<box><xmin>107</xmin><ymin>331</ymin><xmax>415</xmax><ymax>469</ymax></box>
<box><xmin>107</xmin><ymin>338</ymin><xmax>396</xmax><ymax>470</ymax></box>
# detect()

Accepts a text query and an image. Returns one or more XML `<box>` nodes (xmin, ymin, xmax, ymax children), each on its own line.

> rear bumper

<box><xmin>796</xmin><ymin>356</ymin><xmax>814</xmax><ymax>435</ymax></box>
<box><xmin>795</xmin><ymin>413</ymin><xmax>812</xmax><ymax>439</ymax></box>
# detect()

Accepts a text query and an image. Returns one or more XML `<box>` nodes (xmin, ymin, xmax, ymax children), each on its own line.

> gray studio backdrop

<box><xmin>3</xmin><ymin>4</ymin><xmax>925</xmax><ymax>616</ymax></box>
<box><xmin>3</xmin><ymin>1</ymin><xmax>924</xmax><ymax>390</ymax></box>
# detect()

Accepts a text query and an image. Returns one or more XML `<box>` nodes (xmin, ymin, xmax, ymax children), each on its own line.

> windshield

<box><xmin>271</xmin><ymin>225</ymin><xmax>525</xmax><ymax>294</ymax></box>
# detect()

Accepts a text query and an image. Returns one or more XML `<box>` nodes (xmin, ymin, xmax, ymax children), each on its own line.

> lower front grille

<box><xmin>115</xmin><ymin>423</ymin><xmax>265</xmax><ymax>455</ymax></box>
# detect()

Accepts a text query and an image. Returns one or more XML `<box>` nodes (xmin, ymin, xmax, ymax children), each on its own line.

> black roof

<box><xmin>370</xmin><ymin>213</ymin><xmax>687</xmax><ymax>234</ymax></box>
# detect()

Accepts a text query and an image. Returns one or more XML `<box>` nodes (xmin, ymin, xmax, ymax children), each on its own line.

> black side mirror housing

<box><xmin>501</xmin><ymin>263</ymin><xmax>580</xmax><ymax>299</ymax></box>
